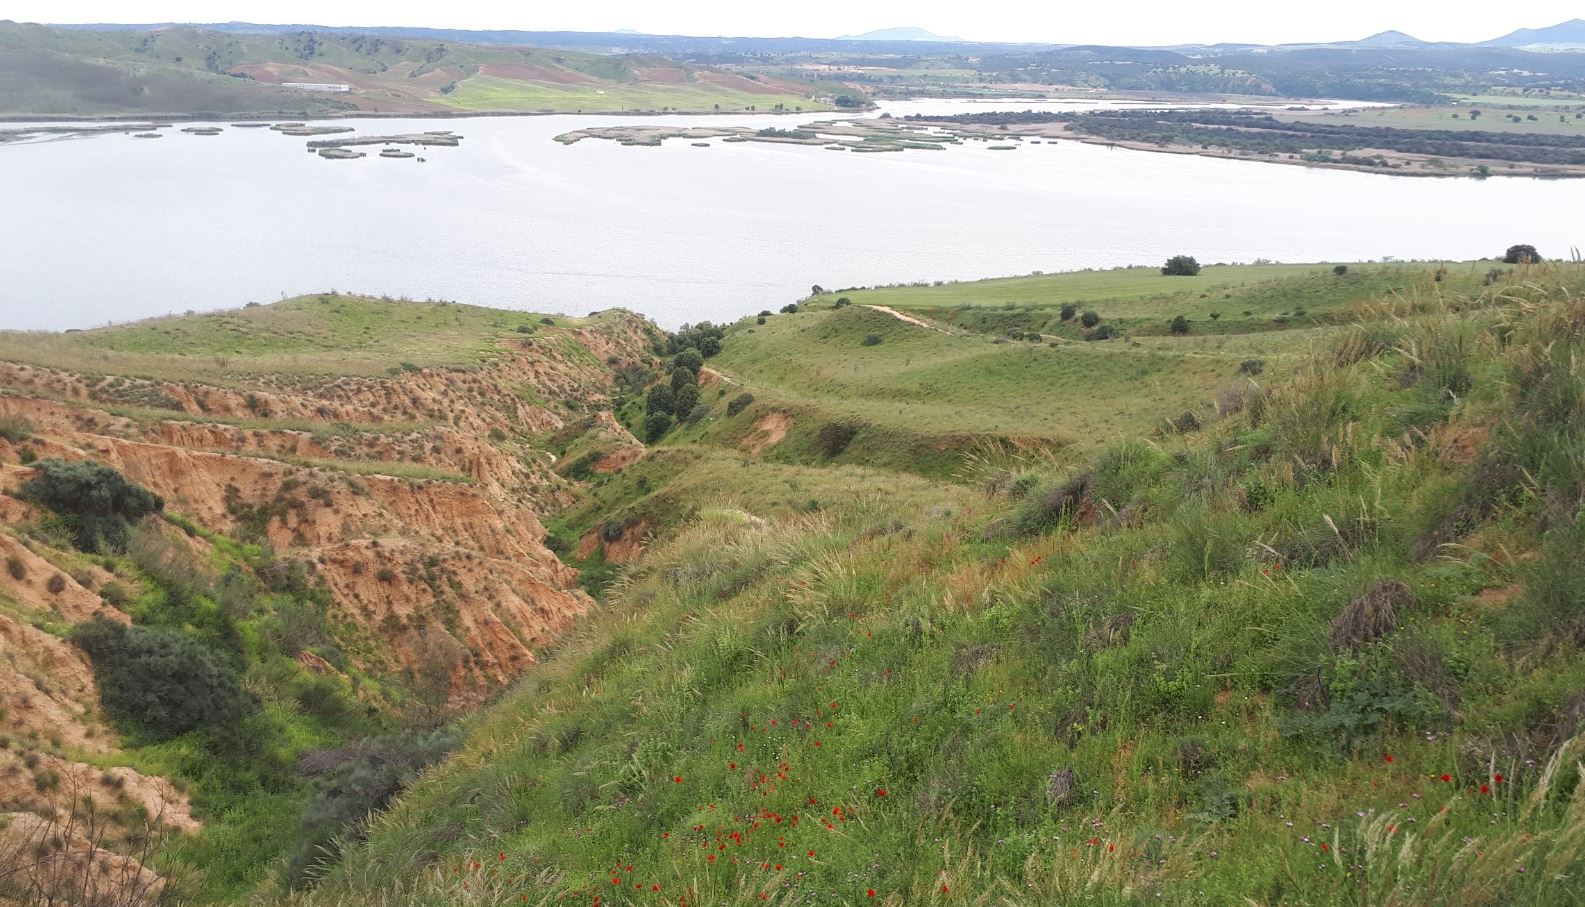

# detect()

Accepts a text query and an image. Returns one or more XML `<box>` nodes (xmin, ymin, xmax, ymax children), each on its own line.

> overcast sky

<box><xmin>6</xmin><ymin>1</ymin><xmax>1581</xmax><ymax>46</ymax></box>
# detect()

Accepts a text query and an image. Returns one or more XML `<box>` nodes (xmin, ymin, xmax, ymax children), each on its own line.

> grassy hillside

<box><xmin>685</xmin><ymin>261</ymin><xmax>1501</xmax><ymax>480</ymax></box>
<box><xmin>266</xmin><ymin>261</ymin><xmax>1585</xmax><ymax>905</ymax></box>
<box><xmin>0</xmin><ymin>22</ymin><xmax>842</xmax><ymax>117</ymax></box>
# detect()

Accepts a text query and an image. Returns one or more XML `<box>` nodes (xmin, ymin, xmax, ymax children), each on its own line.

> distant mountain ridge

<box><xmin>1482</xmin><ymin>17</ymin><xmax>1585</xmax><ymax>48</ymax></box>
<box><xmin>837</xmin><ymin>26</ymin><xmax>964</xmax><ymax>42</ymax></box>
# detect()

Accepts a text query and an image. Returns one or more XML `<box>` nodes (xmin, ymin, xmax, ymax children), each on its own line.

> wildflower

<box><xmin>867</xmin><ymin>890</ymin><xmax>876</xmax><ymax>898</ymax></box>
<box><xmin>1384</xmin><ymin>754</ymin><xmax>1394</xmax><ymax>763</ymax></box>
<box><xmin>942</xmin><ymin>884</ymin><xmax>950</xmax><ymax>893</ymax></box>
<box><xmin>1441</xmin><ymin>774</ymin><xmax>1452</xmax><ymax>783</ymax></box>
<box><xmin>674</xmin><ymin>776</ymin><xmax>684</xmax><ymax>783</ymax></box>
<box><xmin>1320</xmin><ymin>843</ymin><xmax>1330</xmax><ymax>852</ymax></box>
<box><xmin>1481</xmin><ymin>784</ymin><xmax>1491</xmax><ymax>794</ymax></box>
<box><xmin>1494</xmin><ymin>773</ymin><xmax>1505</xmax><ymax>784</ymax></box>
<box><xmin>875</xmin><ymin>788</ymin><xmax>888</xmax><ymax>797</ymax></box>
<box><xmin>808</xmin><ymin>850</ymin><xmax>816</xmax><ymax>857</ymax></box>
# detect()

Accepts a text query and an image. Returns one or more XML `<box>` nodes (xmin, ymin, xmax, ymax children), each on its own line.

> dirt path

<box><xmin>861</xmin><ymin>305</ymin><xmax>953</xmax><ymax>334</ymax></box>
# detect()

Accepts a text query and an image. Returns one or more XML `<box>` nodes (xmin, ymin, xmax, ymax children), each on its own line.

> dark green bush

<box><xmin>861</xmin><ymin>333</ymin><xmax>883</xmax><ymax>346</ymax></box>
<box><xmin>645</xmin><ymin>413</ymin><xmax>674</xmax><ymax>443</ymax></box>
<box><xmin>1059</xmin><ymin>304</ymin><xmax>1078</xmax><ymax>321</ymax></box>
<box><xmin>1087</xmin><ymin>324</ymin><xmax>1122</xmax><ymax>341</ymax></box>
<box><xmin>1080</xmin><ymin>310</ymin><xmax>1100</xmax><ymax>329</ymax></box>
<box><xmin>22</xmin><ymin>459</ymin><xmax>163</xmax><ymax>553</ymax></box>
<box><xmin>816</xmin><ymin>421</ymin><xmax>862</xmax><ymax>458</ymax></box>
<box><xmin>670</xmin><ymin>366</ymin><xmax>696</xmax><ymax>392</ymax></box>
<box><xmin>726</xmin><ymin>393</ymin><xmax>755</xmax><ymax>417</ymax></box>
<box><xmin>674</xmin><ymin>382</ymin><xmax>701</xmax><ymax>416</ymax></box>
<box><xmin>69</xmin><ymin>618</ymin><xmax>251</xmax><ymax>742</ymax></box>
<box><xmin>685</xmin><ymin>404</ymin><xmax>711</xmax><ymax>427</ymax></box>
<box><xmin>673</xmin><ymin>349</ymin><xmax>704</xmax><ymax>375</ymax></box>
<box><xmin>1162</xmin><ymin>255</ymin><xmax>1202</xmax><ymax>276</ymax></box>
<box><xmin>780</xmin><ymin>304</ymin><xmax>799</xmax><ymax>314</ymax></box>
<box><xmin>834</xmin><ymin>297</ymin><xmax>851</xmax><ymax>309</ymax></box>
<box><xmin>1170</xmin><ymin>315</ymin><xmax>1191</xmax><ymax>335</ymax></box>
<box><xmin>1333</xmin><ymin>264</ymin><xmax>1349</xmax><ymax>275</ymax></box>
<box><xmin>1503</xmin><ymin>244</ymin><xmax>1541</xmax><ymax>265</ymax></box>
<box><xmin>645</xmin><ymin>384</ymin><xmax>676</xmax><ymax>417</ymax></box>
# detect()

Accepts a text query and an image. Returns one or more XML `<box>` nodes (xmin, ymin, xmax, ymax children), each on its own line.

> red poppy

<box><xmin>1441</xmin><ymin>774</ymin><xmax>1452</xmax><ymax>782</ymax></box>
<box><xmin>1384</xmin><ymin>754</ymin><xmax>1394</xmax><ymax>763</ymax></box>
<box><xmin>941</xmin><ymin>884</ymin><xmax>950</xmax><ymax>893</ymax></box>
<box><xmin>1320</xmin><ymin>843</ymin><xmax>1330</xmax><ymax>852</ymax></box>
<box><xmin>674</xmin><ymin>776</ymin><xmax>684</xmax><ymax>783</ymax></box>
<box><xmin>875</xmin><ymin>788</ymin><xmax>888</xmax><ymax>797</ymax></box>
<box><xmin>867</xmin><ymin>889</ymin><xmax>876</xmax><ymax>898</ymax></box>
<box><xmin>1481</xmin><ymin>784</ymin><xmax>1491</xmax><ymax>794</ymax></box>
<box><xmin>1494</xmin><ymin>773</ymin><xmax>1505</xmax><ymax>784</ymax></box>
<box><xmin>498</xmin><ymin>852</ymin><xmax>506</xmax><ymax>861</ymax></box>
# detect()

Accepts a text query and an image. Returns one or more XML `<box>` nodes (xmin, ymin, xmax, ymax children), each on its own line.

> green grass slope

<box><xmin>282</xmin><ymin>263</ymin><xmax>1585</xmax><ymax>906</ymax></box>
<box><xmin>691</xmin><ymin>262</ymin><xmax>1501</xmax><ymax>480</ymax></box>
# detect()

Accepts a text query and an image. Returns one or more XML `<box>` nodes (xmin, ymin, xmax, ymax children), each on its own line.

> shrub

<box><xmin>1162</xmin><ymin>255</ymin><xmax>1202</xmax><ymax>276</ymax></box>
<box><xmin>22</xmin><ymin>459</ymin><xmax>163</xmax><ymax>554</ymax></box>
<box><xmin>1238</xmin><ymin>359</ymin><xmax>1265</xmax><ymax>376</ymax></box>
<box><xmin>816</xmin><ymin>420</ymin><xmax>862</xmax><ymax>458</ymax></box>
<box><xmin>861</xmin><ymin>333</ymin><xmax>883</xmax><ymax>346</ymax></box>
<box><xmin>673</xmin><ymin>349</ymin><xmax>704</xmax><ymax>375</ymax></box>
<box><xmin>514</xmin><ymin>325</ymin><xmax>535</xmax><ymax>334</ymax></box>
<box><xmin>1059</xmin><ymin>304</ymin><xmax>1078</xmax><ymax>321</ymax></box>
<box><xmin>674</xmin><ymin>381</ymin><xmax>701</xmax><ymax>416</ymax></box>
<box><xmin>1333</xmin><ymin>264</ymin><xmax>1349</xmax><ymax>275</ymax></box>
<box><xmin>539</xmin><ymin>316</ymin><xmax>556</xmax><ymax>325</ymax></box>
<box><xmin>287</xmin><ymin>730</ymin><xmax>461</xmax><ymax>889</ymax></box>
<box><xmin>685</xmin><ymin>404</ymin><xmax>711</xmax><ymax>427</ymax></box>
<box><xmin>0</xmin><ymin>414</ymin><xmax>31</xmax><ymax>443</ymax></box>
<box><xmin>1080</xmin><ymin>310</ymin><xmax>1100</xmax><ymax>328</ymax></box>
<box><xmin>1087</xmin><ymin>324</ymin><xmax>1121</xmax><ymax>341</ymax></box>
<box><xmin>726</xmin><ymin>393</ymin><xmax>755</xmax><ymax>417</ymax></box>
<box><xmin>1503</xmin><ymin>244</ymin><xmax>1541</xmax><ymax>264</ymax></box>
<box><xmin>670</xmin><ymin>366</ymin><xmax>696</xmax><ymax>392</ymax></box>
<box><xmin>1169</xmin><ymin>315</ymin><xmax>1191</xmax><ymax>335</ymax></box>
<box><xmin>4</xmin><ymin>556</ymin><xmax>23</xmax><ymax>581</ymax></box>
<box><xmin>780</xmin><ymin>303</ymin><xmax>799</xmax><ymax>314</ymax></box>
<box><xmin>645</xmin><ymin>384</ymin><xmax>676</xmax><ymax>417</ymax></box>
<box><xmin>69</xmin><ymin>618</ymin><xmax>251</xmax><ymax>742</ymax></box>
<box><xmin>46</xmin><ymin>573</ymin><xmax>66</xmax><ymax>595</ymax></box>
<box><xmin>834</xmin><ymin>297</ymin><xmax>851</xmax><ymax>309</ymax></box>
<box><xmin>644</xmin><ymin>413</ymin><xmax>673</xmax><ymax>443</ymax></box>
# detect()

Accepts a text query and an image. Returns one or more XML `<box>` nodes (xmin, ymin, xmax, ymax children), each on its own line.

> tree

<box><xmin>673</xmin><ymin>348</ymin><xmax>704</xmax><ymax>375</ymax></box>
<box><xmin>1468</xmin><ymin>109</ymin><xmax>1482</xmax><ymax>120</ymax></box>
<box><xmin>1059</xmin><ymin>304</ymin><xmax>1078</xmax><ymax>321</ymax></box>
<box><xmin>646</xmin><ymin>384</ymin><xmax>676</xmax><ymax>416</ymax></box>
<box><xmin>644</xmin><ymin>413</ymin><xmax>673</xmax><ymax>443</ymax></box>
<box><xmin>69</xmin><ymin>619</ymin><xmax>251</xmax><ymax>742</ymax></box>
<box><xmin>674</xmin><ymin>381</ymin><xmax>701</xmax><ymax>416</ymax></box>
<box><xmin>1080</xmin><ymin>310</ymin><xmax>1100</xmax><ymax>329</ymax></box>
<box><xmin>834</xmin><ymin>297</ymin><xmax>852</xmax><ymax>309</ymax></box>
<box><xmin>1161</xmin><ymin>255</ymin><xmax>1201</xmax><ymax>276</ymax></box>
<box><xmin>23</xmin><ymin>459</ymin><xmax>162</xmax><ymax>553</ymax></box>
<box><xmin>1503</xmin><ymin>244</ymin><xmax>1542</xmax><ymax>264</ymax></box>
<box><xmin>1169</xmin><ymin>315</ymin><xmax>1191</xmax><ymax>335</ymax></box>
<box><xmin>780</xmin><ymin>303</ymin><xmax>800</xmax><ymax>314</ymax></box>
<box><xmin>670</xmin><ymin>366</ymin><xmax>696</xmax><ymax>392</ymax></box>
<box><xmin>700</xmin><ymin>336</ymin><xmax>722</xmax><ymax>357</ymax></box>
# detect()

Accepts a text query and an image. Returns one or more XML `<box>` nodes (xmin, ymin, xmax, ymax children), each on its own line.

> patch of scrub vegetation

<box><xmin>11</xmin><ymin>459</ymin><xmax>445</xmax><ymax>903</ymax></box>
<box><xmin>291</xmin><ymin>263</ymin><xmax>1585</xmax><ymax>906</ymax></box>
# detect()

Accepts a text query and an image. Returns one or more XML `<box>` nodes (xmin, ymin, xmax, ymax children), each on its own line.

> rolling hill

<box><xmin>0</xmin><ymin>21</ymin><xmax>845</xmax><ymax>117</ymax></box>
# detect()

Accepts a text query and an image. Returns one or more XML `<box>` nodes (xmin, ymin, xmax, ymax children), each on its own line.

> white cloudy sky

<box><xmin>5</xmin><ymin>1</ymin><xmax>1580</xmax><ymax>45</ymax></box>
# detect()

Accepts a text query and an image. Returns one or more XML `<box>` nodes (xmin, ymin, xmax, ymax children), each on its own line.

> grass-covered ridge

<box><xmin>281</xmin><ymin>263</ymin><xmax>1585</xmax><ymax>904</ymax></box>
<box><xmin>0</xmin><ymin>295</ymin><xmax>602</xmax><ymax>383</ymax></box>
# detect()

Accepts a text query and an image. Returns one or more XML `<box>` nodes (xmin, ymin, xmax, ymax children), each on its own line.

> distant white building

<box><xmin>282</xmin><ymin>83</ymin><xmax>352</xmax><ymax>93</ymax></box>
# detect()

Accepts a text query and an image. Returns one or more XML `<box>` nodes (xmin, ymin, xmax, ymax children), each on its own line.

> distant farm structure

<box><xmin>282</xmin><ymin>82</ymin><xmax>352</xmax><ymax>93</ymax></box>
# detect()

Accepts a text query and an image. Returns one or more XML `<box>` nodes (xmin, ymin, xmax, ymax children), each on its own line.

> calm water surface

<box><xmin>2</xmin><ymin>99</ymin><xmax>1580</xmax><ymax>331</ymax></box>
